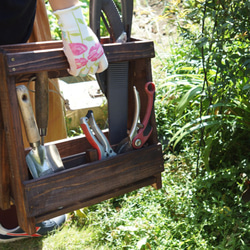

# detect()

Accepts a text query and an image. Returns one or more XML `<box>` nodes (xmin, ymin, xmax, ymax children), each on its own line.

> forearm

<box><xmin>48</xmin><ymin>0</ymin><xmax>79</xmax><ymax>11</ymax></box>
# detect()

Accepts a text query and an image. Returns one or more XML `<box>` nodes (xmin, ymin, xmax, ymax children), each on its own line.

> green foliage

<box><xmin>46</xmin><ymin>0</ymin><xmax>122</xmax><ymax>40</ymax></box>
<box><xmin>161</xmin><ymin>0</ymin><xmax>250</xmax><ymax>172</ymax></box>
<box><xmin>22</xmin><ymin>1</ymin><xmax>249</xmax><ymax>249</ymax></box>
<box><xmin>154</xmin><ymin>1</ymin><xmax>250</xmax><ymax>247</ymax></box>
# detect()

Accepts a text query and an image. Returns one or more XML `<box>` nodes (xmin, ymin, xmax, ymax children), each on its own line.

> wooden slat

<box><xmin>103</xmin><ymin>40</ymin><xmax>155</xmax><ymax>62</ymax></box>
<box><xmin>0</xmin><ymin>40</ymin><xmax>62</xmax><ymax>53</ymax></box>
<box><xmin>23</xmin><ymin>144</ymin><xmax>164</xmax><ymax>218</ymax></box>
<box><xmin>0</xmin><ymin>101</ymin><xmax>11</xmax><ymax>210</ymax></box>
<box><xmin>6</xmin><ymin>48</ymin><xmax>68</xmax><ymax>75</ymax></box>
<box><xmin>3</xmin><ymin>40</ymin><xmax>155</xmax><ymax>76</ymax></box>
<box><xmin>0</xmin><ymin>54</ymin><xmax>36</xmax><ymax>233</ymax></box>
<box><xmin>45</xmin><ymin>135</ymin><xmax>92</xmax><ymax>158</ymax></box>
<box><xmin>35</xmin><ymin>175</ymin><xmax>158</xmax><ymax>223</ymax></box>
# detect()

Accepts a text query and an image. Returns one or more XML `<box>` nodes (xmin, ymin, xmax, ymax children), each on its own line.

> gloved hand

<box><xmin>54</xmin><ymin>5</ymin><xmax>108</xmax><ymax>76</ymax></box>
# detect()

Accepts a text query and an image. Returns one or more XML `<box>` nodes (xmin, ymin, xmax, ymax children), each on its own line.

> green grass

<box><xmin>5</xmin><ymin>152</ymin><xmax>249</xmax><ymax>249</ymax></box>
<box><xmin>1</xmin><ymin>155</ymin><xmax>200</xmax><ymax>249</ymax></box>
<box><xmin>0</xmin><ymin>222</ymin><xmax>95</xmax><ymax>250</ymax></box>
<box><xmin>3</xmin><ymin>1</ymin><xmax>250</xmax><ymax>249</ymax></box>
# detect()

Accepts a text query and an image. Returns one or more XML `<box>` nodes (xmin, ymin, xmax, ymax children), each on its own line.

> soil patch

<box><xmin>132</xmin><ymin>0</ymin><xmax>177</xmax><ymax>48</ymax></box>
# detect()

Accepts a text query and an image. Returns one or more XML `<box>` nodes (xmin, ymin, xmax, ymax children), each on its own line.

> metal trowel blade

<box><xmin>45</xmin><ymin>144</ymin><xmax>64</xmax><ymax>172</ymax></box>
<box><xmin>26</xmin><ymin>145</ymin><xmax>54</xmax><ymax>179</ymax></box>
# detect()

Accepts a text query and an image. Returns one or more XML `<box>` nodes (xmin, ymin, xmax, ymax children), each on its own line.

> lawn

<box><xmin>3</xmin><ymin>0</ymin><xmax>250</xmax><ymax>249</ymax></box>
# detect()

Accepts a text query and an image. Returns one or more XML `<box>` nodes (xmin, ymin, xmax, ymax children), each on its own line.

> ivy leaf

<box><xmin>231</xmin><ymin>53</ymin><xmax>240</xmax><ymax>59</ymax></box>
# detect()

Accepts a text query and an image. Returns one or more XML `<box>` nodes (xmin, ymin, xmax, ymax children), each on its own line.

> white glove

<box><xmin>54</xmin><ymin>5</ymin><xmax>108</xmax><ymax>76</ymax></box>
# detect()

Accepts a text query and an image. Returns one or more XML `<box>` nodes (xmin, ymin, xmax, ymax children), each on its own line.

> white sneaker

<box><xmin>0</xmin><ymin>214</ymin><xmax>66</xmax><ymax>242</ymax></box>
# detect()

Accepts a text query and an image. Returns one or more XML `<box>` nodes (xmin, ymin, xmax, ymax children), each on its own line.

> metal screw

<box><xmin>11</xmin><ymin>57</ymin><xmax>15</xmax><ymax>62</ymax></box>
<box><xmin>134</xmin><ymin>139</ymin><xmax>142</xmax><ymax>147</ymax></box>
<box><xmin>12</xmin><ymin>68</ymin><xmax>16</xmax><ymax>72</ymax></box>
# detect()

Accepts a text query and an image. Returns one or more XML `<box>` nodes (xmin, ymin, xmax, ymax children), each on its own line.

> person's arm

<box><xmin>48</xmin><ymin>0</ymin><xmax>79</xmax><ymax>11</ymax></box>
<box><xmin>48</xmin><ymin>0</ymin><xmax>108</xmax><ymax>76</ymax></box>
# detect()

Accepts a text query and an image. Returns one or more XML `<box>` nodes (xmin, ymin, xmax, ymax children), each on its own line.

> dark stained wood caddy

<box><xmin>0</xmin><ymin>39</ymin><xmax>164</xmax><ymax>234</ymax></box>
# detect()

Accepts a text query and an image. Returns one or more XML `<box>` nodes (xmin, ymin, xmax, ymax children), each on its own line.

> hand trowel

<box><xmin>16</xmin><ymin>85</ymin><xmax>64</xmax><ymax>179</ymax></box>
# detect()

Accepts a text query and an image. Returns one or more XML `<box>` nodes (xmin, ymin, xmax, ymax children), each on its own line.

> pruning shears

<box><xmin>80</xmin><ymin>110</ymin><xmax>116</xmax><ymax>160</ymax></box>
<box><xmin>116</xmin><ymin>82</ymin><xmax>156</xmax><ymax>153</ymax></box>
<box><xmin>80</xmin><ymin>82</ymin><xmax>155</xmax><ymax>157</ymax></box>
<box><xmin>132</xmin><ymin>82</ymin><xmax>156</xmax><ymax>149</ymax></box>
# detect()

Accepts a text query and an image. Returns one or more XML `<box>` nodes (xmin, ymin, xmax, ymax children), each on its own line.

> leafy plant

<box><xmin>46</xmin><ymin>0</ymin><xmax>122</xmax><ymax>40</ymax></box>
<box><xmin>161</xmin><ymin>0</ymin><xmax>250</xmax><ymax>172</ymax></box>
<box><xmin>23</xmin><ymin>1</ymin><xmax>250</xmax><ymax>249</ymax></box>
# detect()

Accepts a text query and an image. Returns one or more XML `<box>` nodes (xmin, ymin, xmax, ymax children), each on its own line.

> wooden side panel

<box><xmin>24</xmin><ymin>144</ymin><xmax>164</xmax><ymax>218</ymax></box>
<box><xmin>46</xmin><ymin>135</ymin><xmax>93</xmax><ymax>159</ymax></box>
<box><xmin>35</xmin><ymin>176</ymin><xmax>159</xmax><ymax>223</ymax></box>
<box><xmin>0</xmin><ymin>40</ymin><xmax>62</xmax><ymax>53</ymax></box>
<box><xmin>0</xmin><ymin>101</ymin><xmax>11</xmax><ymax>210</ymax></box>
<box><xmin>0</xmin><ymin>54</ymin><xmax>36</xmax><ymax>233</ymax></box>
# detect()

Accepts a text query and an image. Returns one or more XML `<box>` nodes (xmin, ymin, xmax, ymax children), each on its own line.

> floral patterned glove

<box><xmin>54</xmin><ymin>5</ymin><xmax>108</xmax><ymax>76</ymax></box>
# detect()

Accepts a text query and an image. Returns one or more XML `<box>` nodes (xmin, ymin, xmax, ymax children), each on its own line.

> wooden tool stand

<box><xmin>0</xmin><ymin>39</ymin><xmax>164</xmax><ymax>234</ymax></box>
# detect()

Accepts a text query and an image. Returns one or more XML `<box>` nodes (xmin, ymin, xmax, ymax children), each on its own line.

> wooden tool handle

<box><xmin>35</xmin><ymin>71</ymin><xmax>49</xmax><ymax>137</ymax></box>
<box><xmin>16</xmin><ymin>85</ymin><xmax>40</xmax><ymax>144</ymax></box>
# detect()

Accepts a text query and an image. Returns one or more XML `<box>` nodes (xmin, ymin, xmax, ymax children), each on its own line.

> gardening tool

<box><xmin>35</xmin><ymin>71</ymin><xmax>49</xmax><ymax>145</ymax></box>
<box><xmin>116</xmin><ymin>82</ymin><xmax>155</xmax><ymax>153</ymax></box>
<box><xmin>80</xmin><ymin>110</ymin><xmax>116</xmax><ymax>160</ymax></box>
<box><xmin>121</xmin><ymin>0</ymin><xmax>134</xmax><ymax>42</ymax></box>
<box><xmin>132</xmin><ymin>82</ymin><xmax>155</xmax><ymax>149</ymax></box>
<box><xmin>90</xmin><ymin>0</ymin><xmax>134</xmax><ymax>145</ymax></box>
<box><xmin>89</xmin><ymin>0</ymin><xmax>127</xmax><ymax>95</ymax></box>
<box><xmin>115</xmin><ymin>85</ymin><xmax>140</xmax><ymax>154</ymax></box>
<box><xmin>89</xmin><ymin>0</ymin><xmax>126</xmax><ymax>44</ymax></box>
<box><xmin>16</xmin><ymin>85</ymin><xmax>64</xmax><ymax>179</ymax></box>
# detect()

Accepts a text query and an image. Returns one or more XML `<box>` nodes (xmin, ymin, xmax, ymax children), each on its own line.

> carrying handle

<box><xmin>16</xmin><ymin>85</ymin><xmax>40</xmax><ymax>145</ymax></box>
